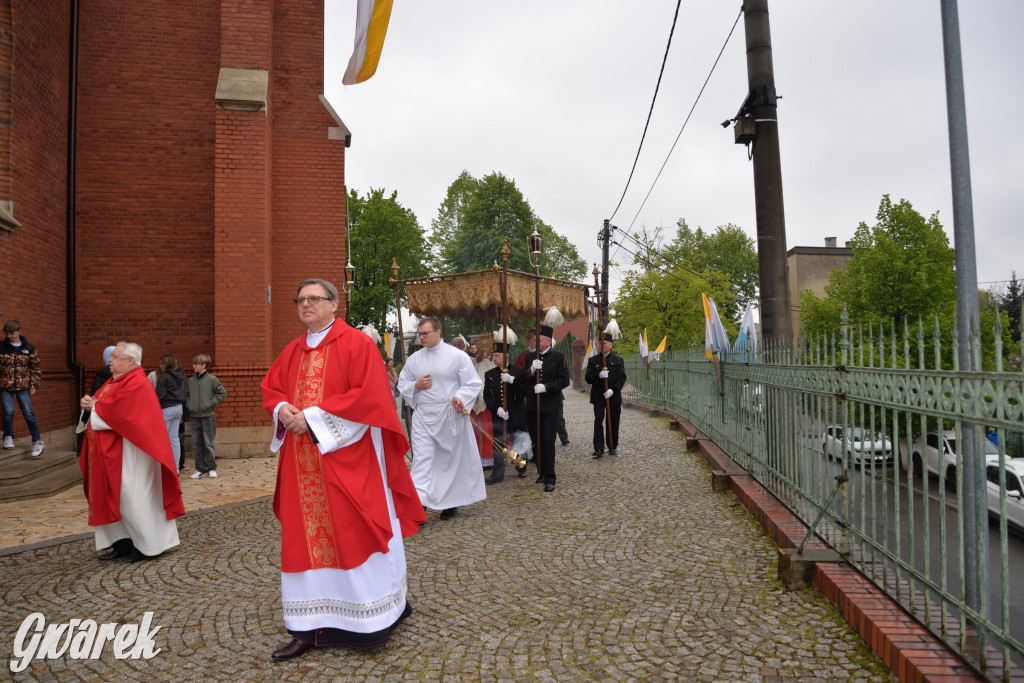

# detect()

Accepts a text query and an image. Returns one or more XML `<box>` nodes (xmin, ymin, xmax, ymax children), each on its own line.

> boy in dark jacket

<box><xmin>1</xmin><ymin>320</ymin><xmax>44</xmax><ymax>456</ymax></box>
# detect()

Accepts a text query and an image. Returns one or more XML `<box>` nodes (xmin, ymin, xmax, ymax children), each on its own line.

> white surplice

<box><xmin>82</xmin><ymin>412</ymin><xmax>180</xmax><ymax>556</ymax></box>
<box><xmin>397</xmin><ymin>342</ymin><xmax>485</xmax><ymax>510</ymax></box>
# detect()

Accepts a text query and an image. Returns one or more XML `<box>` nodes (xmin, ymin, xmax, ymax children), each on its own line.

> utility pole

<box><xmin>940</xmin><ymin>0</ymin><xmax>985</xmax><ymax>632</ymax></box>
<box><xmin>601</xmin><ymin>219</ymin><xmax>611</xmax><ymax>321</ymax></box>
<box><xmin>732</xmin><ymin>0</ymin><xmax>791</xmax><ymax>343</ymax></box>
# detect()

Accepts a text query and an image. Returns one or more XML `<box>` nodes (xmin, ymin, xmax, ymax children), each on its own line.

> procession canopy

<box><xmin>395</xmin><ymin>267</ymin><xmax>588</xmax><ymax>321</ymax></box>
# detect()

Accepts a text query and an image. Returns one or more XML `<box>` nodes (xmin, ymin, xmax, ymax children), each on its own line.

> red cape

<box><xmin>79</xmin><ymin>366</ymin><xmax>185</xmax><ymax>525</ymax></box>
<box><xmin>261</xmin><ymin>318</ymin><xmax>425</xmax><ymax>572</ymax></box>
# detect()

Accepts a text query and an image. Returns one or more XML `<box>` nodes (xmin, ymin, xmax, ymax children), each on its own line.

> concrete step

<box><xmin>0</xmin><ymin>455</ymin><xmax>82</xmax><ymax>503</ymax></box>
<box><xmin>0</xmin><ymin>448</ymin><xmax>78</xmax><ymax>484</ymax></box>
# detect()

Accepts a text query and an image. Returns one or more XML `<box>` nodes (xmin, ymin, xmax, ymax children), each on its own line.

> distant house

<box><xmin>787</xmin><ymin>237</ymin><xmax>853</xmax><ymax>340</ymax></box>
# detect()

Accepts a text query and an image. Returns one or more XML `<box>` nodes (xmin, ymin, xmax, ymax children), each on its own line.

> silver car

<box><xmin>821</xmin><ymin>426</ymin><xmax>893</xmax><ymax>466</ymax></box>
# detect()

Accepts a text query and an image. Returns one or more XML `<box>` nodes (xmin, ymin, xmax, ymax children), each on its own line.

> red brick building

<box><xmin>1</xmin><ymin>1</ymin><xmax>350</xmax><ymax>454</ymax></box>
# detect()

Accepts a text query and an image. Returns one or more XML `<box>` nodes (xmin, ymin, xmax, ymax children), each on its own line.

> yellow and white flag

<box><xmin>650</xmin><ymin>336</ymin><xmax>667</xmax><ymax>361</ymax></box>
<box><xmin>343</xmin><ymin>0</ymin><xmax>394</xmax><ymax>85</ymax></box>
<box><xmin>702</xmin><ymin>293</ymin><xmax>731</xmax><ymax>360</ymax></box>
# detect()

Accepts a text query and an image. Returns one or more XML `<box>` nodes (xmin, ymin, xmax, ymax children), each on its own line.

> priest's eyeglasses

<box><xmin>294</xmin><ymin>296</ymin><xmax>332</xmax><ymax>305</ymax></box>
<box><xmin>417</xmin><ymin>328</ymin><xmax>439</xmax><ymax>337</ymax></box>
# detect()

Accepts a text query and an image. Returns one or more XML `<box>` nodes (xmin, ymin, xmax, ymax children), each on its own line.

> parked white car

<box><xmin>821</xmin><ymin>426</ymin><xmax>893</xmax><ymax>466</ymax></box>
<box><xmin>985</xmin><ymin>458</ymin><xmax>1024</xmax><ymax>534</ymax></box>
<box><xmin>904</xmin><ymin>429</ymin><xmax>1000</xmax><ymax>489</ymax></box>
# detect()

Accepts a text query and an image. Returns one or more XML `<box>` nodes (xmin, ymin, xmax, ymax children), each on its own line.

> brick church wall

<box><xmin>5</xmin><ymin>1</ymin><xmax>346</xmax><ymax>448</ymax></box>
<box><xmin>2</xmin><ymin>1</ymin><xmax>74</xmax><ymax>438</ymax></box>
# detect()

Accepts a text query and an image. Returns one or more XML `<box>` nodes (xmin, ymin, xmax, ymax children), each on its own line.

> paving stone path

<box><xmin>0</xmin><ymin>391</ymin><xmax>891</xmax><ymax>681</ymax></box>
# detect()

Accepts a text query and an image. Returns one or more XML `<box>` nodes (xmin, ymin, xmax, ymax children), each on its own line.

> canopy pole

<box><xmin>390</xmin><ymin>258</ymin><xmax>414</xmax><ymax>457</ymax></box>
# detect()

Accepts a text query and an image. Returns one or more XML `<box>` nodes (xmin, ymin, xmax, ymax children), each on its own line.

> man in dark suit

<box><xmin>482</xmin><ymin>332</ymin><xmax>528</xmax><ymax>484</ymax></box>
<box><xmin>522</xmin><ymin>310</ymin><xmax>570</xmax><ymax>492</ymax></box>
<box><xmin>585</xmin><ymin>332</ymin><xmax>627</xmax><ymax>457</ymax></box>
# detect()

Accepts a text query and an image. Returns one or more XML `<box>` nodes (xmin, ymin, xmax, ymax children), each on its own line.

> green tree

<box><xmin>612</xmin><ymin>221</ymin><xmax>742</xmax><ymax>353</ymax></box>
<box><xmin>450</xmin><ymin>172</ymin><xmax>535</xmax><ymax>273</ymax></box>
<box><xmin>428</xmin><ymin>170</ymin><xmax>478</xmax><ymax>273</ymax></box>
<box><xmin>614</xmin><ymin>264</ymin><xmax>735</xmax><ymax>352</ymax></box>
<box><xmin>660</xmin><ymin>220</ymin><xmax>759</xmax><ymax>320</ymax></box>
<box><xmin>347</xmin><ymin>188</ymin><xmax>428</xmax><ymax>331</ymax></box>
<box><xmin>800</xmin><ymin>195</ymin><xmax>955</xmax><ymax>336</ymax></box>
<box><xmin>999</xmin><ymin>271</ymin><xmax>1022</xmax><ymax>343</ymax></box>
<box><xmin>428</xmin><ymin>171</ymin><xmax>586</xmax><ymax>281</ymax></box>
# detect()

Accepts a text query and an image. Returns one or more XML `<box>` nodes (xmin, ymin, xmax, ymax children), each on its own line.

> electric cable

<box><xmin>625</xmin><ymin>8</ymin><xmax>743</xmax><ymax>233</ymax></box>
<box><xmin>608</xmin><ymin>0</ymin><xmax>683</xmax><ymax>221</ymax></box>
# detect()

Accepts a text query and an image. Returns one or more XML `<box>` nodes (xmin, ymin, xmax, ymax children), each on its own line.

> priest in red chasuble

<box><xmin>78</xmin><ymin>341</ymin><xmax>184</xmax><ymax>562</ymax></box>
<box><xmin>261</xmin><ymin>278</ymin><xmax>425</xmax><ymax>662</ymax></box>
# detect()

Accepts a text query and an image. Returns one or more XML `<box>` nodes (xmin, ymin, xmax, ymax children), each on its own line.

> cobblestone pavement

<box><xmin>0</xmin><ymin>391</ymin><xmax>891</xmax><ymax>681</ymax></box>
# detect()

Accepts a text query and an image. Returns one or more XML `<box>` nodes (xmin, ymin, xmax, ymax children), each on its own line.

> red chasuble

<box><xmin>79</xmin><ymin>366</ymin><xmax>185</xmax><ymax>526</ymax></box>
<box><xmin>261</xmin><ymin>318</ymin><xmax>425</xmax><ymax>573</ymax></box>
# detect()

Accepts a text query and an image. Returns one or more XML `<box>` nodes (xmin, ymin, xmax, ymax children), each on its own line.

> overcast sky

<box><xmin>324</xmin><ymin>1</ymin><xmax>1022</xmax><ymax>306</ymax></box>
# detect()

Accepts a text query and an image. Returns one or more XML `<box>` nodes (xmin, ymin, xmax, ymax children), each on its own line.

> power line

<box><xmin>607</xmin><ymin>0</ymin><xmax>683</xmax><ymax>221</ymax></box>
<box><xmin>611</xmin><ymin>225</ymin><xmax>710</xmax><ymax>283</ymax></box>
<box><xmin>626</xmin><ymin>8</ymin><xmax>743</xmax><ymax>234</ymax></box>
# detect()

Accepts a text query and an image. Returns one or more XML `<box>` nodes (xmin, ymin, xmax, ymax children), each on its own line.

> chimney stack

<box><xmin>824</xmin><ymin>237</ymin><xmax>837</xmax><ymax>248</ymax></box>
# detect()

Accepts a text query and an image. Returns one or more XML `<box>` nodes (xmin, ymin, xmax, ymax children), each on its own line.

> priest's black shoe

<box><xmin>561</xmin><ymin>440</ymin><xmax>570</xmax><ymax>446</ymax></box>
<box><xmin>591</xmin><ymin>450</ymin><xmax>604</xmax><ymax>458</ymax></box>
<box><xmin>485</xmin><ymin>476</ymin><xmax>503</xmax><ymax>486</ymax></box>
<box><xmin>439</xmin><ymin>507</ymin><xmax>458</xmax><ymax>520</ymax></box>
<box><xmin>99</xmin><ymin>538</ymin><xmax>133</xmax><ymax>561</ymax></box>
<box><xmin>544</xmin><ymin>483</ymin><xmax>555</xmax><ymax>492</ymax></box>
<box><xmin>608</xmin><ymin>448</ymin><xmax>617</xmax><ymax>455</ymax></box>
<box><xmin>272</xmin><ymin>638</ymin><xmax>313</xmax><ymax>661</ymax></box>
<box><xmin>516</xmin><ymin>466</ymin><xmax>528</xmax><ymax>478</ymax></box>
<box><xmin>127</xmin><ymin>548</ymin><xmax>155</xmax><ymax>563</ymax></box>
<box><xmin>535</xmin><ymin>475</ymin><xmax>544</xmax><ymax>484</ymax></box>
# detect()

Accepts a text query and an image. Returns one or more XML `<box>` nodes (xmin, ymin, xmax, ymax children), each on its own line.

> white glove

<box><xmin>599</xmin><ymin>370</ymin><xmax>609</xmax><ymax>379</ymax></box>
<box><xmin>603</xmin><ymin>389</ymin><xmax>614</xmax><ymax>399</ymax></box>
<box><xmin>501</xmin><ymin>372</ymin><xmax>515</xmax><ymax>384</ymax></box>
<box><xmin>531</xmin><ymin>359</ymin><xmax>543</xmax><ymax>372</ymax></box>
<box><xmin>534</xmin><ymin>384</ymin><xmax>547</xmax><ymax>394</ymax></box>
<box><xmin>497</xmin><ymin>407</ymin><xmax>509</xmax><ymax>420</ymax></box>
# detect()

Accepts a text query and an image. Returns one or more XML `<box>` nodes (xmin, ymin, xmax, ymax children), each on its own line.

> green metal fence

<box><xmin>622</xmin><ymin>313</ymin><xmax>1023</xmax><ymax>681</ymax></box>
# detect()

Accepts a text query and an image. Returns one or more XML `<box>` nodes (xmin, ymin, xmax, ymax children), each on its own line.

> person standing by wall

<box><xmin>155</xmin><ymin>355</ymin><xmax>187</xmax><ymax>470</ymax></box>
<box><xmin>186</xmin><ymin>354</ymin><xmax>227</xmax><ymax>479</ymax></box>
<box><xmin>1</xmin><ymin>320</ymin><xmax>44</xmax><ymax>457</ymax></box>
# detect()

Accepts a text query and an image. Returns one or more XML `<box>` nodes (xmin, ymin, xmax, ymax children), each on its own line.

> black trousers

<box><xmin>592</xmin><ymin>401</ymin><xmax>621</xmax><ymax>453</ymax></box>
<box><xmin>526</xmin><ymin>410</ymin><xmax>558</xmax><ymax>484</ymax></box>
<box><xmin>555</xmin><ymin>413</ymin><xmax>568</xmax><ymax>444</ymax></box>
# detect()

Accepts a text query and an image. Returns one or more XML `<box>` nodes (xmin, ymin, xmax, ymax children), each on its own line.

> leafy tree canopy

<box><xmin>429</xmin><ymin>171</ymin><xmax>586</xmax><ymax>282</ymax></box>
<box><xmin>612</xmin><ymin>220</ymin><xmax>747</xmax><ymax>353</ymax></box>
<box><xmin>661</xmin><ymin>220</ymin><xmax>759</xmax><ymax>318</ymax></box>
<box><xmin>347</xmin><ymin>188</ymin><xmax>428</xmax><ymax>332</ymax></box>
<box><xmin>800</xmin><ymin>195</ymin><xmax>955</xmax><ymax>336</ymax></box>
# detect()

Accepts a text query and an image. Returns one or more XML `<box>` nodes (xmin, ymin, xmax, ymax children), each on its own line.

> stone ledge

<box><xmin>215</xmin><ymin>68</ymin><xmax>268</xmax><ymax>111</ymax></box>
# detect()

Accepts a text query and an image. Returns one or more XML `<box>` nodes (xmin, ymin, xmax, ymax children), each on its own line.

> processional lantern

<box><xmin>344</xmin><ymin>260</ymin><xmax>355</xmax><ymax>287</ymax></box>
<box><xmin>528</xmin><ymin>228</ymin><xmax>543</xmax><ymax>262</ymax></box>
